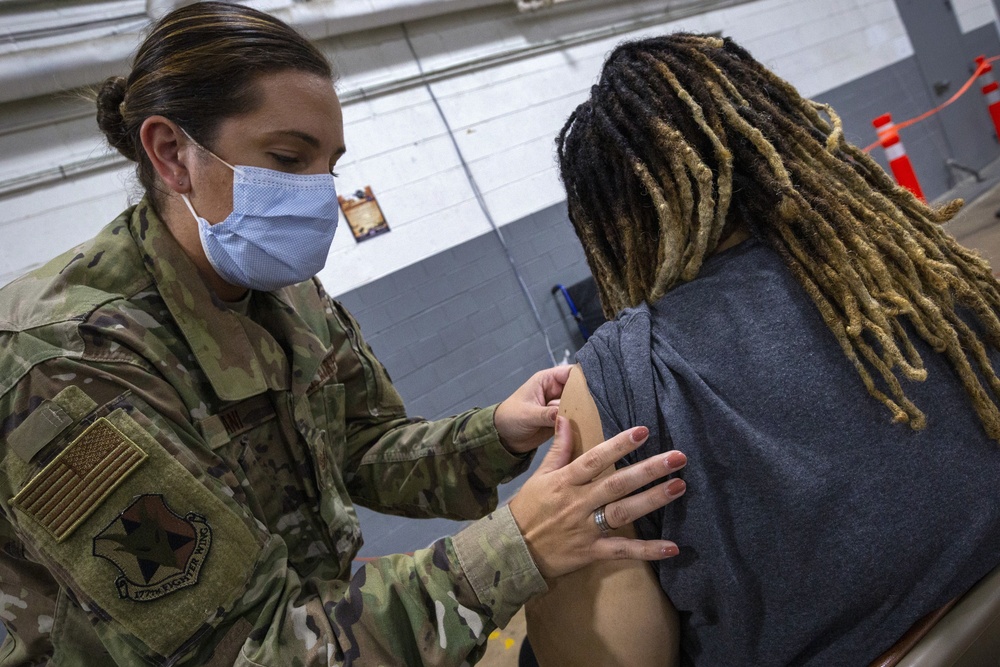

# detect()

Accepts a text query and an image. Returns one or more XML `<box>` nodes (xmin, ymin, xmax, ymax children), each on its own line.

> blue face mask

<box><xmin>180</xmin><ymin>142</ymin><xmax>339</xmax><ymax>292</ymax></box>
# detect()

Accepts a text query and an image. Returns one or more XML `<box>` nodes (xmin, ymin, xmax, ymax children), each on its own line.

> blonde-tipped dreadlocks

<box><xmin>557</xmin><ymin>33</ymin><xmax>1000</xmax><ymax>439</ymax></box>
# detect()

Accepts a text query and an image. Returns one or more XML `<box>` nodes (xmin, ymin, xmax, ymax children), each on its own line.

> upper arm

<box><xmin>559</xmin><ymin>362</ymin><xmax>609</xmax><ymax>462</ymax></box>
<box><xmin>525</xmin><ymin>364</ymin><xmax>680</xmax><ymax>667</ymax></box>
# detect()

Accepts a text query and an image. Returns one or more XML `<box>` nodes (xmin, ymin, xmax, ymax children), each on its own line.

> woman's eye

<box><xmin>270</xmin><ymin>153</ymin><xmax>300</xmax><ymax>166</ymax></box>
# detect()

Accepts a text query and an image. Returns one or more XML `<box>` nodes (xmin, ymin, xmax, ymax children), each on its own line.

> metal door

<box><xmin>895</xmin><ymin>0</ymin><xmax>998</xmax><ymax>171</ymax></box>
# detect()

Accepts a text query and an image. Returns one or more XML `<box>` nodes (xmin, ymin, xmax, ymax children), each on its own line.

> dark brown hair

<box><xmin>558</xmin><ymin>33</ymin><xmax>1000</xmax><ymax>439</ymax></box>
<box><xmin>96</xmin><ymin>1</ymin><xmax>332</xmax><ymax>202</ymax></box>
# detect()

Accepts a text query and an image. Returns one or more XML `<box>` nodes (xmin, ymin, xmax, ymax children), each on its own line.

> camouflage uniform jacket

<box><xmin>0</xmin><ymin>198</ymin><xmax>546</xmax><ymax>666</ymax></box>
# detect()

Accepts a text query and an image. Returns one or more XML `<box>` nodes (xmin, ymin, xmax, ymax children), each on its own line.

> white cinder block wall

<box><xmin>1</xmin><ymin>0</ymin><xmax>917</xmax><ymax>292</ymax></box>
<box><xmin>954</xmin><ymin>0</ymin><xmax>1000</xmax><ymax>33</ymax></box>
<box><xmin>326</xmin><ymin>0</ymin><xmax>916</xmax><ymax>295</ymax></box>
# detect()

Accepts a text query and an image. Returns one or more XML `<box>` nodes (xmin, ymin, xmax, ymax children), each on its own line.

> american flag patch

<box><xmin>12</xmin><ymin>417</ymin><xmax>147</xmax><ymax>542</ymax></box>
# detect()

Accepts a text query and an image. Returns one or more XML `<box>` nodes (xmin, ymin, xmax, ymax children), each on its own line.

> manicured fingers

<box><xmin>591</xmin><ymin>537</ymin><xmax>680</xmax><ymax>561</ymax></box>
<box><xmin>601</xmin><ymin>477</ymin><xmax>686</xmax><ymax>532</ymax></box>
<box><xmin>592</xmin><ymin>450</ymin><xmax>686</xmax><ymax>512</ymax></box>
<box><xmin>565</xmin><ymin>426</ymin><xmax>650</xmax><ymax>485</ymax></box>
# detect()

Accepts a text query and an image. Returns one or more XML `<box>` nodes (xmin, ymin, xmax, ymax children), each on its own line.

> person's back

<box><xmin>578</xmin><ymin>236</ymin><xmax>1000</xmax><ymax>665</ymax></box>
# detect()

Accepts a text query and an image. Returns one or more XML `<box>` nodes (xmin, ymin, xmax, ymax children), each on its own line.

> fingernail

<box><xmin>663</xmin><ymin>544</ymin><xmax>679</xmax><ymax>558</ymax></box>
<box><xmin>666</xmin><ymin>451</ymin><xmax>686</xmax><ymax>468</ymax></box>
<box><xmin>666</xmin><ymin>478</ymin><xmax>686</xmax><ymax>497</ymax></box>
<box><xmin>631</xmin><ymin>426</ymin><xmax>649</xmax><ymax>443</ymax></box>
<box><xmin>554</xmin><ymin>416</ymin><xmax>564</xmax><ymax>436</ymax></box>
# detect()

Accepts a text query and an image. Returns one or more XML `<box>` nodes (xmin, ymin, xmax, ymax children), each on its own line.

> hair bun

<box><xmin>96</xmin><ymin>75</ymin><xmax>136</xmax><ymax>161</ymax></box>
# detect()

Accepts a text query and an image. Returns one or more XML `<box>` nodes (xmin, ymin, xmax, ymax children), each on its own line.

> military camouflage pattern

<box><xmin>0</xmin><ymin>198</ymin><xmax>546</xmax><ymax>665</ymax></box>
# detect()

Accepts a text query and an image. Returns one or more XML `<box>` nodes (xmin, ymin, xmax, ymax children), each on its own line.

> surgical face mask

<box><xmin>180</xmin><ymin>138</ymin><xmax>339</xmax><ymax>292</ymax></box>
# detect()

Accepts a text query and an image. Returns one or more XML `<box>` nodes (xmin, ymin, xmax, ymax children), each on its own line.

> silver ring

<box><xmin>594</xmin><ymin>505</ymin><xmax>612</xmax><ymax>536</ymax></box>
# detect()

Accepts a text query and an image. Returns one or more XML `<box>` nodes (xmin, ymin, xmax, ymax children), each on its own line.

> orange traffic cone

<box><xmin>975</xmin><ymin>55</ymin><xmax>1000</xmax><ymax>141</ymax></box>
<box><xmin>872</xmin><ymin>113</ymin><xmax>926</xmax><ymax>202</ymax></box>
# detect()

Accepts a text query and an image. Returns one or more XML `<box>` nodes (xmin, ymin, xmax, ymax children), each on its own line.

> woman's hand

<box><xmin>494</xmin><ymin>366</ymin><xmax>572</xmax><ymax>454</ymax></box>
<box><xmin>508</xmin><ymin>416</ymin><xmax>686</xmax><ymax>579</ymax></box>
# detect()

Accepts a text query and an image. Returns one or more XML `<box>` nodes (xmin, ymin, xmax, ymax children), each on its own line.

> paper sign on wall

<box><xmin>339</xmin><ymin>186</ymin><xmax>390</xmax><ymax>242</ymax></box>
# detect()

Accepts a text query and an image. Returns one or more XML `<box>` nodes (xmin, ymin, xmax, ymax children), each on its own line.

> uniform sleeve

<box><xmin>0</xmin><ymin>353</ymin><xmax>545</xmax><ymax>666</ymax></box>
<box><xmin>324</xmin><ymin>299</ymin><xmax>534</xmax><ymax>520</ymax></box>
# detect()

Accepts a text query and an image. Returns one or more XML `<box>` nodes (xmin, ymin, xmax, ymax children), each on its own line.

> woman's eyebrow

<box><xmin>269</xmin><ymin>129</ymin><xmax>320</xmax><ymax>148</ymax></box>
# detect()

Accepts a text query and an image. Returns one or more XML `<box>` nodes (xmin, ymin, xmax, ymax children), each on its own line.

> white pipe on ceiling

<box><xmin>0</xmin><ymin>0</ymin><xmax>509</xmax><ymax>105</ymax></box>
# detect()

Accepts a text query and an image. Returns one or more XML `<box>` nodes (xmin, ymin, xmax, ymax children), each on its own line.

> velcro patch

<box><xmin>8</xmin><ymin>400</ymin><xmax>74</xmax><ymax>462</ymax></box>
<box><xmin>11</xmin><ymin>417</ymin><xmax>148</xmax><ymax>542</ymax></box>
<box><xmin>93</xmin><ymin>494</ymin><xmax>212</xmax><ymax>602</ymax></box>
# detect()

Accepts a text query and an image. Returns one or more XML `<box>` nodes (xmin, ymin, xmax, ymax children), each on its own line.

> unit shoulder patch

<box><xmin>93</xmin><ymin>493</ymin><xmax>212</xmax><ymax>603</ymax></box>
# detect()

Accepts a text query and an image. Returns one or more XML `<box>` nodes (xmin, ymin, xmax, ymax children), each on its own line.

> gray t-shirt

<box><xmin>577</xmin><ymin>237</ymin><xmax>1000</xmax><ymax>666</ymax></box>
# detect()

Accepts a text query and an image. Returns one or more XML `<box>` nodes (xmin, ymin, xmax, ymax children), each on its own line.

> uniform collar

<box><xmin>252</xmin><ymin>285</ymin><xmax>331</xmax><ymax>397</ymax></box>
<box><xmin>128</xmin><ymin>197</ymin><xmax>275</xmax><ymax>401</ymax></box>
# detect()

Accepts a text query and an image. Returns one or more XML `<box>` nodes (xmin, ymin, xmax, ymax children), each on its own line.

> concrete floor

<box><xmin>941</xmin><ymin>161</ymin><xmax>1000</xmax><ymax>267</ymax></box>
<box><xmin>478</xmin><ymin>609</ymin><xmax>529</xmax><ymax>667</ymax></box>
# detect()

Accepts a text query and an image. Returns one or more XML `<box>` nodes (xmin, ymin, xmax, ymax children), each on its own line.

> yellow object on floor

<box><xmin>477</xmin><ymin>608</ymin><xmax>527</xmax><ymax>667</ymax></box>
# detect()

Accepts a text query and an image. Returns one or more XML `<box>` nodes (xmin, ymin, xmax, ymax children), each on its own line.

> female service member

<box><xmin>0</xmin><ymin>5</ymin><xmax>686</xmax><ymax>665</ymax></box>
<box><xmin>526</xmin><ymin>33</ymin><xmax>1000</xmax><ymax>667</ymax></box>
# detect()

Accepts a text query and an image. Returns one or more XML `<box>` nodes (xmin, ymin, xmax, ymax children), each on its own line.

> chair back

<box><xmin>877</xmin><ymin>563</ymin><xmax>1000</xmax><ymax>667</ymax></box>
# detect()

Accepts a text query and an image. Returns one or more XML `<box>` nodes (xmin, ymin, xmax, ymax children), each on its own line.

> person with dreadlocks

<box><xmin>523</xmin><ymin>33</ymin><xmax>1000</xmax><ymax>667</ymax></box>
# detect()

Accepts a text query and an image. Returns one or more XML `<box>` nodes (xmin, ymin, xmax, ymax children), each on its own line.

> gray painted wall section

<box><xmin>815</xmin><ymin>24</ymin><xmax>1000</xmax><ymax>201</ymax></box>
<box><xmin>964</xmin><ymin>22</ymin><xmax>1000</xmax><ymax>84</ymax></box>
<box><xmin>338</xmin><ymin>202</ymin><xmax>592</xmax><ymax>419</ymax></box>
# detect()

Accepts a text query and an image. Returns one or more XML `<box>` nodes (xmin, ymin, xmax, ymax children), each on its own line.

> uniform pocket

<box><xmin>322</xmin><ymin>382</ymin><xmax>346</xmax><ymax>457</ymax></box>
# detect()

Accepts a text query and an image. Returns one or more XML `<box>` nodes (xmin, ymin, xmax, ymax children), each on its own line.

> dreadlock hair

<box><xmin>557</xmin><ymin>33</ymin><xmax>1000</xmax><ymax>439</ymax></box>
